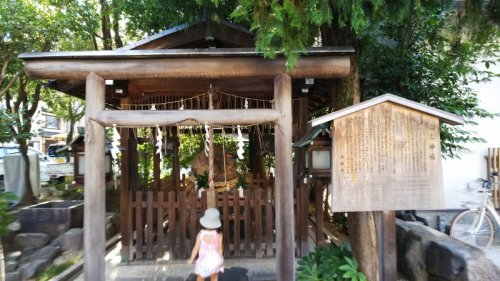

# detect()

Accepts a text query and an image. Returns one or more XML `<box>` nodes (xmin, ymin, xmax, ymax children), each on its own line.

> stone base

<box><xmin>397</xmin><ymin>219</ymin><xmax>500</xmax><ymax>281</ymax></box>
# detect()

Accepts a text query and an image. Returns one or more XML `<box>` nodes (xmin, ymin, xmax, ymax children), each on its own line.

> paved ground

<box><xmin>485</xmin><ymin>233</ymin><xmax>500</xmax><ymax>268</ymax></box>
<box><xmin>69</xmin><ymin>211</ymin><xmax>500</xmax><ymax>280</ymax></box>
<box><xmin>72</xmin><ymin>243</ymin><xmax>277</xmax><ymax>281</ymax></box>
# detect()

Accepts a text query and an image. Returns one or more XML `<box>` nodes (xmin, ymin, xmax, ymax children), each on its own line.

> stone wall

<box><xmin>397</xmin><ymin>219</ymin><xmax>500</xmax><ymax>281</ymax></box>
<box><xmin>4</xmin><ymin>213</ymin><xmax>120</xmax><ymax>281</ymax></box>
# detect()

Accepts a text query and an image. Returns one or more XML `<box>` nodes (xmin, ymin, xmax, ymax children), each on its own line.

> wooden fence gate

<box><xmin>128</xmin><ymin>187</ymin><xmax>309</xmax><ymax>260</ymax></box>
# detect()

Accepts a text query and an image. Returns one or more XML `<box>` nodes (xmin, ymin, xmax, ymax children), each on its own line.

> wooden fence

<box><xmin>486</xmin><ymin>148</ymin><xmax>500</xmax><ymax>207</ymax></box>
<box><xmin>128</xmin><ymin>186</ymin><xmax>310</xmax><ymax>260</ymax></box>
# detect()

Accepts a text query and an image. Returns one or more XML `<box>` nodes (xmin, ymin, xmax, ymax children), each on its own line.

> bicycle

<box><xmin>449</xmin><ymin>171</ymin><xmax>499</xmax><ymax>249</ymax></box>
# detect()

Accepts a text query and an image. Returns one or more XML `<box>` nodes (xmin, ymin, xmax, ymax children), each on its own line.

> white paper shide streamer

<box><xmin>179</xmin><ymin>98</ymin><xmax>185</xmax><ymax>110</ymax></box>
<box><xmin>237</xmin><ymin>125</ymin><xmax>244</xmax><ymax>160</ymax></box>
<box><xmin>155</xmin><ymin>126</ymin><xmax>164</xmax><ymax>170</ymax></box>
<box><xmin>111</xmin><ymin>126</ymin><xmax>121</xmax><ymax>189</ymax></box>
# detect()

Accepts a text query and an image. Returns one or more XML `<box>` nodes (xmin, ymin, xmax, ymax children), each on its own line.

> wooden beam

<box><xmin>84</xmin><ymin>72</ymin><xmax>106</xmax><ymax>281</ymax></box>
<box><xmin>274</xmin><ymin>73</ymin><xmax>295</xmax><ymax>281</ymax></box>
<box><xmin>94</xmin><ymin>109</ymin><xmax>281</xmax><ymax>127</ymax></box>
<box><xmin>129</xmin><ymin>78</ymin><xmax>275</xmax><ymax>94</ymax></box>
<box><xmin>24</xmin><ymin>56</ymin><xmax>350</xmax><ymax>80</ymax></box>
<box><xmin>125</xmin><ymin>77</ymin><xmax>277</xmax><ymax>102</ymax></box>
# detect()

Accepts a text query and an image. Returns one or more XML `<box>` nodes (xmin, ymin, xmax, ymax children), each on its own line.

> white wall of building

<box><xmin>442</xmin><ymin>63</ymin><xmax>500</xmax><ymax>208</ymax></box>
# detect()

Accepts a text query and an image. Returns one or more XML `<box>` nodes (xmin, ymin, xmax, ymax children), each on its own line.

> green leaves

<box><xmin>195</xmin><ymin>171</ymin><xmax>209</xmax><ymax>190</ymax></box>
<box><xmin>231</xmin><ymin>0</ymin><xmax>331</xmax><ymax>69</ymax></box>
<box><xmin>360</xmin><ymin>4</ymin><xmax>498</xmax><ymax>157</ymax></box>
<box><xmin>42</xmin><ymin>90</ymin><xmax>85</xmax><ymax>126</ymax></box>
<box><xmin>339</xmin><ymin>257</ymin><xmax>366</xmax><ymax>281</ymax></box>
<box><xmin>296</xmin><ymin>243</ymin><xmax>366</xmax><ymax>281</ymax></box>
<box><xmin>0</xmin><ymin>192</ymin><xmax>17</xmax><ymax>236</ymax></box>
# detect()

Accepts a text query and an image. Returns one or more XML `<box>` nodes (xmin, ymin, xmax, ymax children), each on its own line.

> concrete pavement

<box><xmin>485</xmin><ymin>233</ymin><xmax>500</xmax><ymax>268</ymax></box>
<box><xmin>72</xmin><ymin>243</ymin><xmax>277</xmax><ymax>281</ymax></box>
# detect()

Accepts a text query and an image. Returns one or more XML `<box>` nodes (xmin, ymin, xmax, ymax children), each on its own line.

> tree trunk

<box><xmin>66</xmin><ymin>119</ymin><xmax>75</xmax><ymax>162</ymax></box>
<box><xmin>91</xmin><ymin>34</ymin><xmax>99</xmax><ymax>50</ymax></box>
<box><xmin>19</xmin><ymin>140</ymin><xmax>35</xmax><ymax>205</ymax></box>
<box><xmin>348</xmin><ymin>212</ymin><xmax>379</xmax><ymax>281</ymax></box>
<box><xmin>111</xmin><ymin>0</ymin><xmax>123</xmax><ymax>49</ymax></box>
<box><xmin>100</xmin><ymin>0</ymin><xmax>113</xmax><ymax>50</ymax></box>
<box><xmin>322</xmin><ymin>21</ymin><xmax>379</xmax><ymax>280</ymax></box>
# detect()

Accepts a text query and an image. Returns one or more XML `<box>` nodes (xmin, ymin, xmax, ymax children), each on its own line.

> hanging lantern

<box><xmin>294</xmin><ymin>124</ymin><xmax>332</xmax><ymax>178</ymax></box>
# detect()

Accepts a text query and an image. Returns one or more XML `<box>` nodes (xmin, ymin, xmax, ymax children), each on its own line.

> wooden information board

<box><xmin>332</xmin><ymin>102</ymin><xmax>444</xmax><ymax>211</ymax></box>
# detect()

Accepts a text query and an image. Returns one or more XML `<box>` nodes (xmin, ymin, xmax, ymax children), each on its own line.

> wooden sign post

<box><xmin>333</xmin><ymin>102</ymin><xmax>443</xmax><ymax>211</ymax></box>
<box><xmin>311</xmin><ymin>94</ymin><xmax>464</xmax><ymax>212</ymax></box>
<box><xmin>311</xmin><ymin>94</ymin><xmax>464</xmax><ymax>280</ymax></box>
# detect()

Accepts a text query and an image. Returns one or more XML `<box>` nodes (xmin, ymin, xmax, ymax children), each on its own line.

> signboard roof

<box><xmin>310</xmin><ymin>93</ymin><xmax>464</xmax><ymax>127</ymax></box>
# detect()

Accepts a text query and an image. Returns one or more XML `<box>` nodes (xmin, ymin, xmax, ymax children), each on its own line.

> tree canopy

<box><xmin>1</xmin><ymin>0</ymin><xmax>498</xmax><ymax>157</ymax></box>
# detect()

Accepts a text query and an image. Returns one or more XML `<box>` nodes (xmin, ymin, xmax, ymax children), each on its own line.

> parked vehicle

<box><xmin>0</xmin><ymin>144</ymin><xmax>54</xmax><ymax>175</ymax></box>
<box><xmin>450</xmin><ymin>171</ymin><xmax>500</xmax><ymax>249</ymax></box>
<box><xmin>47</xmin><ymin>143</ymin><xmax>68</xmax><ymax>164</ymax></box>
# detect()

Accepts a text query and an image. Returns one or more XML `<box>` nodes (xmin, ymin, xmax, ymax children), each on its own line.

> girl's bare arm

<box><xmin>218</xmin><ymin>234</ymin><xmax>223</xmax><ymax>256</ymax></box>
<box><xmin>187</xmin><ymin>233</ymin><xmax>201</xmax><ymax>264</ymax></box>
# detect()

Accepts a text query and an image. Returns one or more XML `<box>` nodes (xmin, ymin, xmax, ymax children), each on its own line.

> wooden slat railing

<box><xmin>130</xmin><ymin>187</ymin><xmax>298</xmax><ymax>260</ymax></box>
<box><xmin>486</xmin><ymin>148</ymin><xmax>500</xmax><ymax>208</ymax></box>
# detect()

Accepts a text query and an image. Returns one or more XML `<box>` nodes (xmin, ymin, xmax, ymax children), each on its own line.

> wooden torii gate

<box><xmin>20</xmin><ymin>49</ymin><xmax>351</xmax><ymax>281</ymax></box>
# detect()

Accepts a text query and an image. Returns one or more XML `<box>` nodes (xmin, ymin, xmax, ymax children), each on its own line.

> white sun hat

<box><xmin>200</xmin><ymin>208</ymin><xmax>222</xmax><ymax>229</ymax></box>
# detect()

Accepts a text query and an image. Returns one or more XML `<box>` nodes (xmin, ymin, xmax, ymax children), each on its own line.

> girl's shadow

<box><xmin>185</xmin><ymin>267</ymin><xmax>249</xmax><ymax>281</ymax></box>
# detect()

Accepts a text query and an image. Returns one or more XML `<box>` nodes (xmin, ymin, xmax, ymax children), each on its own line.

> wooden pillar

<box><xmin>377</xmin><ymin>211</ymin><xmax>397</xmax><ymax>281</ymax></box>
<box><xmin>248</xmin><ymin>131</ymin><xmax>259</xmax><ymax>174</ymax></box>
<box><xmin>152</xmin><ymin>128</ymin><xmax>161</xmax><ymax>191</ymax></box>
<box><xmin>119</xmin><ymin>127</ymin><xmax>133</xmax><ymax>263</ymax></box>
<box><xmin>84</xmin><ymin>72</ymin><xmax>106</xmax><ymax>281</ymax></box>
<box><xmin>315</xmin><ymin>183</ymin><xmax>325</xmax><ymax>245</ymax></box>
<box><xmin>274</xmin><ymin>74</ymin><xmax>295</xmax><ymax>281</ymax></box>
<box><xmin>296</xmin><ymin>98</ymin><xmax>309</xmax><ymax>256</ymax></box>
<box><xmin>129</xmin><ymin>129</ymin><xmax>139</xmax><ymax>191</ymax></box>
<box><xmin>171</xmin><ymin>128</ymin><xmax>180</xmax><ymax>191</ymax></box>
<box><xmin>248</xmin><ymin>129</ymin><xmax>265</xmax><ymax>178</ymax></box>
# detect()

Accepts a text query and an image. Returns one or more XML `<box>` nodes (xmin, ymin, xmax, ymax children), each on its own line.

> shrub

<box><xmin>0</xmin><ymin>192</ymin><xmax>16</xmax><ymax>235</ymax></box>
<box><xmin>296</xmin><ymin>243</ymin><xmax>366</xmax><ymax>281</ymax></box>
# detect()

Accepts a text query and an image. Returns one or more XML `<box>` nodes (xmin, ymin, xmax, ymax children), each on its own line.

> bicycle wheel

<box><xmin>450</xmin><ymin>210</ymin><xmax>494</xmax><ymax>249</ymax></box>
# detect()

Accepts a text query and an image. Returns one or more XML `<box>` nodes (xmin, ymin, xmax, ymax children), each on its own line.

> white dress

<box><xmin>194</xmin><ymin>230</ymin><xmax>223</xmax><ymax>277</ymax></box>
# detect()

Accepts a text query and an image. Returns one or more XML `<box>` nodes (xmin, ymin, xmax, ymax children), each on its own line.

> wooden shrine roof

<box><xmin>20</xmin><ymin>46</ymin><xmax>353</xmax><ymax>60</ymax></box>
<box><xmin>118</xmin><ymin>18</ymin><xmax>255</xmax><ymax>50</ymax></box>
<box><xmin>20</xmin><ymin>18</ymin><xmax>354</xmax><ymax>113</ymax></box>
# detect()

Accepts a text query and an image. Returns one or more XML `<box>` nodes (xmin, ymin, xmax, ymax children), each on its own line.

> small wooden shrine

<box><xmin>56</xmin><ymin>134</ymin><xmax>114</xmax><ymax>184</ymax></box>
<box><xmin>21</xmin><ymin>18</ymin><xmax>354</xmax><ymax>281</ymax></box>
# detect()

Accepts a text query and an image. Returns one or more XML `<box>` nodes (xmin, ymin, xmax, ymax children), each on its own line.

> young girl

<box><xmin>187</xmin><ymin>208</ymin><xmax>224</xmax><ymax>281</ymax></box>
